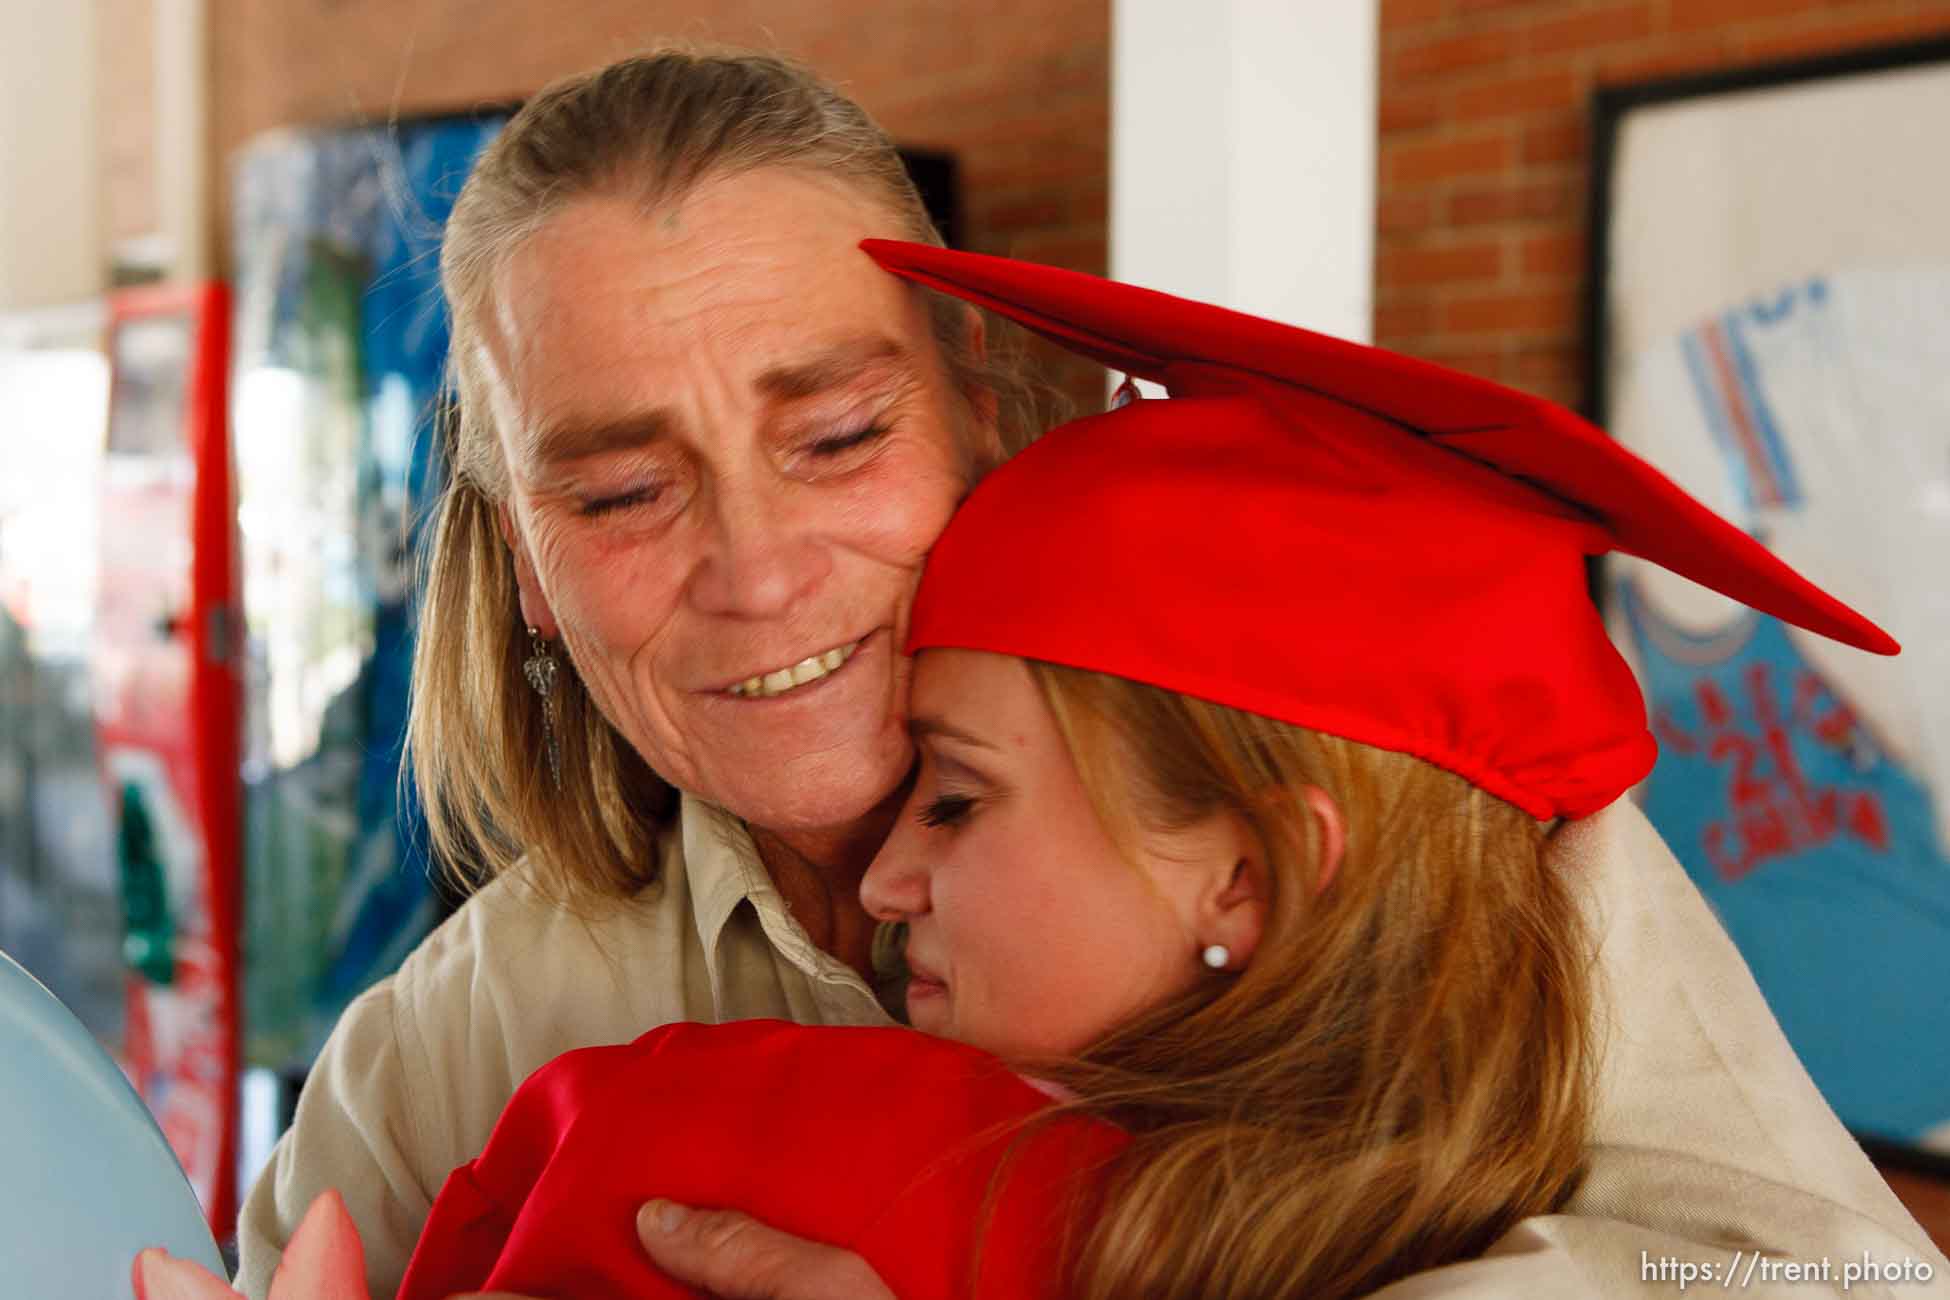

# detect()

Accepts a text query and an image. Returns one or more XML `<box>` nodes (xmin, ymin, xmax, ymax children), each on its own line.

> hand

<box><xmin>133</xmin><ymin>1190</ymin><xmax>369</xmax><ymax>1300</ymax></box>
<box><xmin>633</xmin><ymin>1199</ymin><xmax>896</xmax><ymax>1300</ymax></box>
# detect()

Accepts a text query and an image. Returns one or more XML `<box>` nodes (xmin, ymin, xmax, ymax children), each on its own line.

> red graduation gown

<box><xmin>395</xmin><ymin>1019</ymin><xmax>1127</xmax><ymax>1300</ymax></box>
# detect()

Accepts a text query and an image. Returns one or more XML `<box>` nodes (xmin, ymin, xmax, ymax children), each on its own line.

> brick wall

<box><xmin>203</xmin><ymin>0</ymin><xmax>1111</xmax><ymax>408</ymax></box>
<box><xmin>102</xmin><ymin>2</ymin><xmax>1950</xmax><ymax>408</ymax></box>
<box><xmin>1377</xmin><ymin>0</ymin><xmax>1950</xmax><ymax>409</ymax></box>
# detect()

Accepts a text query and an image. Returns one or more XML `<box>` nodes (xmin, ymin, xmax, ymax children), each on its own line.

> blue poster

<box><xmin>1608</xmin><ymin>272</ymin><xmax>1950</xmax><ymax>1153</ymax></box>
<box><xmin>231</xmin><ymin>115</ymin><xmax>503</xmax><ymax>1068</ymax></box>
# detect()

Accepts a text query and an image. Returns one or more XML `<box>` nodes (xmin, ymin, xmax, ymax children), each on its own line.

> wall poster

<box><xmin>1589</xmin><ymin>37</ymin><xmax>1950</xmax><ymax>1169</ymax></box>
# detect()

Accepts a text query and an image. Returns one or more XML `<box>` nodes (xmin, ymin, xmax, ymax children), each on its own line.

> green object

<box><xmin>115</xmin><ymin>781</ymin><xmax>175</xmax><ymax>985</ymax></box>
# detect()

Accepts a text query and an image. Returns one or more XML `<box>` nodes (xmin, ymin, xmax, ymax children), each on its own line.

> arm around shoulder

<box><xmin>232</xmin><ymin>872</ymin><xmax>624</xmax><ymax>1299</ymax></box>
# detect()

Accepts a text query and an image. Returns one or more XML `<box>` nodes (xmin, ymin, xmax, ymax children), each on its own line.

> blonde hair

<box><xmin>411</xmin><ymin>47</ymin><xmax>1053</xmax><ymax>901</ymax></box>
<box><xmin>1023</xmin><ymin>662</ymin><xmax>1595</xmax><ymax>1300</ymax></box>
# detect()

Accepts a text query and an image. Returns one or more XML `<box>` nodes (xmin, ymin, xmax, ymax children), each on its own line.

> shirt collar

<box><xmin>680</xmin><ymin>792</ymin><xmax>781</xmax><ymax>968</ymax></box>
<box><xmin>678</xmin><ymin>793</ymin><xmax>909</xmax><ymax>1019</ymax></box>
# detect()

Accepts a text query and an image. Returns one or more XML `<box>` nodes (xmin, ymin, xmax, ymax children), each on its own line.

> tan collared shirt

<box><xmin>234</xmin><ymin>796</ymin><xmax>894</xmax><ymax>1298</ymax></box>
<box><xmin>238</xmin><ymin>796</ymin><xmax>1948</xmax><ymax>1299</ymax></box>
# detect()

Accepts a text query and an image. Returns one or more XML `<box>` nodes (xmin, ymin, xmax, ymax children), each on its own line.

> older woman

<box><xmin>240</xmin><ymin>47</ymin><xmax>1944</xmax><ymax>1300</ymax></box>
<box><xmin>235</xmin><ymin>49</ymin><xmax>1032</xmax><ymax>1294</ymax></box>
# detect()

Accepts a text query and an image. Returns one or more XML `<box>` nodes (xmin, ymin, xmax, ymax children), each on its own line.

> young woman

<box><xmin>142</xmin><ymin>245</ymin><xmax>1903</xmax><ymax>1300</ymax></box>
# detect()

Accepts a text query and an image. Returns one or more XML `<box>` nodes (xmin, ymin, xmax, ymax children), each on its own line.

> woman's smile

<box><xmin>693</xmin><ymin>629</ymin><xmax>888</xmax><ymax>717</ymax></box>
<box><xmin>719</xmin><ymin>633</ymin><xmax>868</xmax><ymax>699</ymax></box>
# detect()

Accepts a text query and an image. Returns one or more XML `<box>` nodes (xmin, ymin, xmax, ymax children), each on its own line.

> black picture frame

<box><xmin>1583</xmin><ymin>33</ymin><xmax>1950</xmax><ymax>424</ymax></box>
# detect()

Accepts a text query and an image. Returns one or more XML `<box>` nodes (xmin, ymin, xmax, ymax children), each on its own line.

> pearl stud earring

<box><xmin>1202</xmin><ymin>944</ymin><xmax>1230</xmax><ymax>970</ymax></box>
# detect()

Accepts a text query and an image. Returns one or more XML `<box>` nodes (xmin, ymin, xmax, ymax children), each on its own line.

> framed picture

<box><xmin>230</xmin><ymin>110</ymin><xmax>507</xmax><ymax>1086</ymax></box>
<box><xmin>1586</xmin><ymin>38</ymin><xmax>1950</xmax><ymax>1170</ymax></box>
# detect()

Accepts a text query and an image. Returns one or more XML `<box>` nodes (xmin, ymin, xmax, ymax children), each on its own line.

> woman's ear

<box><xmin>1189</xmin><ymin>812</ymin><xmax>1269</xmax><ymax>971</ymax></box>
<box><xmin>958</xmin><ymin>309</ymin><xmax>1004</xmax><ymax>458</ymax></box>
<box><xmin>1194</xmin><ymin>788</ymin><xmax>1344</xmax><ymax>972</ymax></box>
<box><xmin>963</xmin><ymin>303</ymin><xmax>989</xmax><ymax>364</ymax></box>
<box><xmin>1300</xmin><ymin>785</ymin><xmax>1346</xmax><ymax>895</ymax></box>
<box><xmin>498</xmin><ymin>500</ymin><xmax>559</xmax><ymax>639</ymax></box>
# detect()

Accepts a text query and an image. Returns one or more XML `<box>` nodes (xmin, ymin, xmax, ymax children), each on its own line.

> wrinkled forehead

<box><xmin>484</xmin><ymin>175</ymin><xmax>933</xmax><ymax>389</ymax></box>
<box><xmin>471</xmin><ymin>187</ymin><xmax>960</xmax><ymax>483</ymax></box>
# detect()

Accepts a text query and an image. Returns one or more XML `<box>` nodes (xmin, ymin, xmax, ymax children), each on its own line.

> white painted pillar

<box><xmin>154</xmin><ymin>0</ymin><xmax>211</xmax><ymax>281</ymax></box>
<box><xmin>1111</xmin><ymin>1</ymin><xmax>1378</xmax><ymax>344</ymax></box>
<box><xmin>0</xmin><ymin>0</ymin><xmax>104</xmax><ymax>310</ymax></box>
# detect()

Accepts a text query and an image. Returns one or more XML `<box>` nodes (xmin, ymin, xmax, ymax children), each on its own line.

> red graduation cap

<box><xmin>864</xmin><ymin>239</ymin><xmax>1898</xmax><ymax>820</ymax></box>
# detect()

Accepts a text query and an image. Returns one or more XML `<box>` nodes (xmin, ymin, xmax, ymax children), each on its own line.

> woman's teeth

<box><xmin>727</xmin><ymin>640</ymin><xmax>861</xmax><ymax>699</ymax></box>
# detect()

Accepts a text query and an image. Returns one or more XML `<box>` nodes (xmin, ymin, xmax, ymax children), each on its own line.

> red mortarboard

<box><xmin>864</xmin><ymin>239</ymin><xmax>1898</xmax><ymax>820</ymax></box>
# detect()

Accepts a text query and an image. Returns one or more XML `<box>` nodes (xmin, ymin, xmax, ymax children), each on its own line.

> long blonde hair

<box><xmin>411</xmin><ymin>47</ymin><xmax>1053</xmax><ymax>902</ymax></box>
<box><xmin>1024</xmin><ymin>661</ymin><xmax>1595</xmax><ymax>1300</ymax></box>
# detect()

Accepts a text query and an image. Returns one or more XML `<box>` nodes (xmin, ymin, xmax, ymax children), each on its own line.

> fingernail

<box><xmin>643</xmin><ymin>1198</ymin><xmax>688</xmax><ymax>1233</ymax></box>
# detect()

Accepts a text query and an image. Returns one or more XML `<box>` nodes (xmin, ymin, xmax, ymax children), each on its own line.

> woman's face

<box><xmin>861</xmin><ymin>650</ymin><xmax>1242</xmax><ymax>1059</ymax></box>
<box><xmin>481</xmin><ymin>170</ymin><xmax>991</xmax><ymax>833</ymax></box>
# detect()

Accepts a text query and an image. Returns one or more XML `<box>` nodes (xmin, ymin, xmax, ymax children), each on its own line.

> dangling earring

<box><xmin>1201</xmin><ymin>943</ymin><xmax>1231</xmax><ymax>970</ymax></box>
<box><xmin>523</xmin><ymin>626</ymin><xmax>563</xmax><ymax>791</ymax></box>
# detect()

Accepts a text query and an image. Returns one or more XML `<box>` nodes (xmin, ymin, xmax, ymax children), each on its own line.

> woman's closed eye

<box><xmin>578</xmin><ymin>483</ymin><xmax>663</xmax><ymax>517</ymax></box>
<box><xmin>807</xmin><ymin>422</ymin><xmax>890</xmax><ymax>459</ymax></box>
<box><xmin>917</xmin><ymin>792</ymin><xmax>978</xmax><ymax>830</ymax></box>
